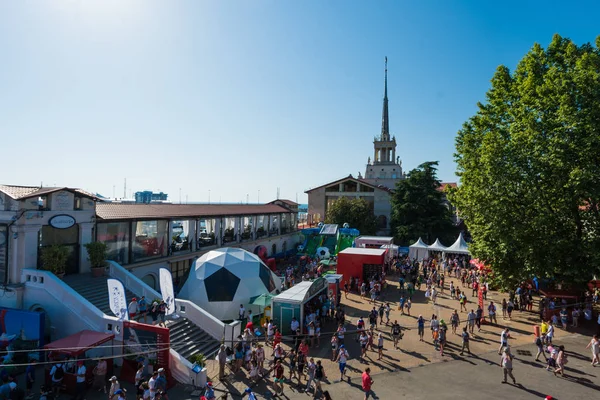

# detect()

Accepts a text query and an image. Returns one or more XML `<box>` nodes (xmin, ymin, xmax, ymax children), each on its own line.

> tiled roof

<box><xmin>0</xmin><ymin>185</ymin><xmax>98</xmax><ymax>200</ymax></box>
<box><xmin>96</xmin><ymin>203</ymin><xmax>292</xmax><ymax>220</ymax></box>
<box><xmin>305</xmin><ymin>175</ymin><xmax>391</xmax><ymax>194</ymax></box>
<box><xmin>267</xmin><ymin>199</ymin><xmax>299</xmax><ymax>206</ymax></box>
<box><xmin>438</xmin><ymin>182</ymin><xmax>458</xmax><ymax>192</ymax></box>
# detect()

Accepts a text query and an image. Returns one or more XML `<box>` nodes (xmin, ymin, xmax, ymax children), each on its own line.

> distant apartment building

<box><xmin>134</xmin><ymin>191</ymin><xmax>169</xmax><ymax>204</ymax></box>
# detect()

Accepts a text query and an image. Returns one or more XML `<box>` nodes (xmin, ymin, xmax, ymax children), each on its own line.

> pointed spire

<box><xmin>381</xmin><ymin>56</ymin><xmax>389</xmax><ymax>140</ymax></box>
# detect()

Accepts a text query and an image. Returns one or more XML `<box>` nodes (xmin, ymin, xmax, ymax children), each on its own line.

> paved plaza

<box><xmin>23</xmin><ymin>274</ymin><xmax>600</xmax><ymax>399</ymax></box>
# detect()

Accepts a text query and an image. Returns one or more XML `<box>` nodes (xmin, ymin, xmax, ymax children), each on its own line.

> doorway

<box><xmin>38</xmin><ymin>225</ymin><xmax>80</xmax><ymax>275</ymax></box>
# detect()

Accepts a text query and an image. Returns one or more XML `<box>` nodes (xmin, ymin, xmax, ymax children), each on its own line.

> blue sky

<box><xmin>1</xmin><ymin>1</ymin><xmax>599</xmax><ymax>204</ymax></box>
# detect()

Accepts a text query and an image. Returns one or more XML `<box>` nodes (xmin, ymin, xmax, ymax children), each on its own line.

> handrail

<box><xmin>21</xmin><ymin>268</ymin><xmax>122</xmax><ymax>336</ymax></box>
<box><xmin>107</xmin><ymin>261</ymin><xmax>226</xmax><ymax>342</ymax></box>
<box><xmin>107</xmin><ymin>261</ymin><xmax>162</xmax><ymax>300</ymax></box>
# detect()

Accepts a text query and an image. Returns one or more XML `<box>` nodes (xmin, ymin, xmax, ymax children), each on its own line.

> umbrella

<box><xmin>251</xmin><ymin>293</ymin><xmax>274</xmax><ymax>307</ymax></box>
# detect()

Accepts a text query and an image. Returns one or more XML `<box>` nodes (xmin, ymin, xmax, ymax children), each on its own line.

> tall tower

<box><xmin>364</xmin><ymin>57</ymin><xmax>403</xmax><ymax>188</ymax></box>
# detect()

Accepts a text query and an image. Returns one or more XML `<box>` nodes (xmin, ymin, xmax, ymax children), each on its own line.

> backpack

<box><xmin>53</xmin><ymin>365</ymin><xmax>64</xmax><ymax>380</ymax></box>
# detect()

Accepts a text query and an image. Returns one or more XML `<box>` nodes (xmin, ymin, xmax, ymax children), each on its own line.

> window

<box><xmin>132</xmin><ymin>220</ymin><xmax>168</xmax><ymax>262</ymax></box>
<box><xmin>271</xmin><ymin>243</ymin><xmax>277</xmax><ymax>256</ymax></box>
<box><xmin>74</xmin><ymin>197</ymin><xmax>82</xmax><ymax>210</ymax></box>
<box><xmin>97</xmin><ymin>222</ymin><xmax>130</xmax><ymax>264</ymax></box>
<box><xmin>38</xmin><ymin>196</ymin><xmax>48</xmax><ymax>210</ymax></box>
<box><xmin>0</xmin><ymin>225</ymin><xmax>7</xmax><ymax>283</ymax></box>
<box><xmin>377</xmin><ymin>215</ymin><xmax>387</xmax><ymax>229</ymax></box>
<box><xmin>170</xmin><ymin>259</ymin><xmax>191</xmax><ymax>289</ymax></box>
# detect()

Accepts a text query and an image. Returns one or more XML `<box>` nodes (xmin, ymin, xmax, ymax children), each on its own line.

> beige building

<box><xmin>305</xmin><ymin>175</ymin><xmax>392</xmax><ymax>235</ymax></box>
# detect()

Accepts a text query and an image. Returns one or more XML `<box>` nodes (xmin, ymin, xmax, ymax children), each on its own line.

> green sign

<box><xmin>306</xmin><ymin>277</ymin><xmax>326</xmax><ymax>300</ymax></box>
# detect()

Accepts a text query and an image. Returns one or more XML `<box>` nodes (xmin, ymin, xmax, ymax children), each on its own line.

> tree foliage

<box><xmin>391</xmin><ymin>161</ymin><xmax>458</xmax><ymax>246</ymax></box>
<box><xmin>325</xmin><ymin>197</ymin><xmax>377</xmax><ymax>235</ymax></box>
<box><xmin>450</xmin><ymin>34</ymin><xmax>600</xmax><ymax>287</ymax></box>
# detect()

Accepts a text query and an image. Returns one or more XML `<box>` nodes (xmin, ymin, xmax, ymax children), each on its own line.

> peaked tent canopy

<box><xmin>44</xmin><ymin>330</ymin><xmax>115</xmax><ymax>356</ymax></box>
<box><xmin>445</xmin><ymin>233</ymin><xmax>470</xmax><ymax>255</ymax></box>
<box><xmin>428</xmin><ymin>239</ymin><xmax>447</xmax><ymax>252</ymax></box>
<box><xmin>409</xmin><ymin>237</ymin><xmax>430</xmax><ymax>261</ymax></box>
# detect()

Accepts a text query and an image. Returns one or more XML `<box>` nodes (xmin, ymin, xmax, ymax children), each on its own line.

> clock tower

<box><xmin>364</xmin><ymin>57</ymin><xmax>403</xmax><ymax>188</ymax></box>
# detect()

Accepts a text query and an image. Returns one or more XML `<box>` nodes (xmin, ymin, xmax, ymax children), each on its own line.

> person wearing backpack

<box><xmin>49</xmin><ymin>363</ymin><xmax>64</xmax><ymax>398</ymax></box>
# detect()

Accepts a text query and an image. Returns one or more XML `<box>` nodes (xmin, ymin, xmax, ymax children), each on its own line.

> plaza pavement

<box><xmin>24</xmin><ymin>273</ymin><xmax>599</xmax><ymax>399</ymax></box>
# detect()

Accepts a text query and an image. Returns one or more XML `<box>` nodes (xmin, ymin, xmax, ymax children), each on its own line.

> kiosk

<box><xmin>336</xmin><ymin>247</ymin><xmax>386</xmax><ymax>286</ymax></box>
<box><xmin>44</xmin><ymin>330</ymin><xmax>115</xmax><ymax>395</ymax></box>
<box><xmin>272</xmin><ymin>278</ymin><xmax>328</xmax><ymax>335</ymax></box>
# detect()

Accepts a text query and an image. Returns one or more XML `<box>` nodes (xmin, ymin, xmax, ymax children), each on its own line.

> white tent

<box><xmin>178</xmin><ymin>247</ymin><xmax>282</xmax><ymax>321</ymax></box>
<box><xmin>444</xmin><ymin>233</ymin><xmax>470</xmax><ymax>255</ymax></box>
<box><xmin>408</xmin><ymin>238</ymin><xmax>429</xmax><ymax>261</ymax></box>
<box><xmin>428</xmin><ymin>238</ymin><xmax>447</xmax><ymax>252</ymax></box>
<box><xmin>380</xmin><ymin>244</ymin><xmax>399</xmax><ymax>258</ymax></box>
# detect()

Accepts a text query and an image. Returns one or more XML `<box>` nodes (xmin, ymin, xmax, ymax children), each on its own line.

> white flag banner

<box><xmin>107</xmin><ymin>278</ymin><xmax>129</xmax><ymax>321</ymax></box>
<box><xmin>159</xmin><ymin>268</ymin><xmax>176</xmax><ymax>316</ymax></box>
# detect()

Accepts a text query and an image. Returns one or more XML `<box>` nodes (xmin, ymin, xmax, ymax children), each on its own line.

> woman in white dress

<box><xmin>585</xmin><ymin>334</ymin><xmax>600</xmax><ymax>366</ymax></box>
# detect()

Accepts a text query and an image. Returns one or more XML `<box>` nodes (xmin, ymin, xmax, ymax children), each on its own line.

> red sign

<box><xmin>123</xmin><ymin>320</ymin><xmax>170</xmax><ymax>376</ymax></box>
<box><xmin>478</xmin><ymin>286</ymin><xmax>484</xmax><ymax>310</ymax></box>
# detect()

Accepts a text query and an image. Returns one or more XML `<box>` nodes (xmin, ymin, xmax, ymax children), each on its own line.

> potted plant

<box><xmin>40</xmin><ymin>245</ymin><xmax>70</xmax><ymax>279</ymax></box>
<box><xmin>189</xmin><ymin>353</ymin><xmax>206</xmax><ymax>368</ymax></box>
<box><xmin>84</xmin><ymin>242</ymin><xmax>108</xmax><ymax>277</ymax></box>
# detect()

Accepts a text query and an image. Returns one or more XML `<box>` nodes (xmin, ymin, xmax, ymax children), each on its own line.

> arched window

<box><xmin>142</xmin><ymin>274</ymin><xmax>156</xmax><ymax>290</ymax></box>
<box><xmin>271</xmin><ymin>243</ymin><xmax>277</xmax><ymax>256</ymax></box>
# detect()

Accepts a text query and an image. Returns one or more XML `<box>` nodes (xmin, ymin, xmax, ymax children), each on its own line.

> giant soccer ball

<box><xmin>316</xmin><ymin>246</ymin><xmax>330</xmax><ymax>260</ymax></box>
<box><xmin>178</xmin><ymin>248</ymin><xmax>282</xmax><ymax>321</ymax></box>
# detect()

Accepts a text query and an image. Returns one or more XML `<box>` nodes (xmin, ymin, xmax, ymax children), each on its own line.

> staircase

<box><xmin>168</xmin><ymin>318</ymin><xmax>221</xmax><ymax>359</ymax></box>
<box><xmin>63</xmin><ymin>274</ymin><xmax>139</xmax><ymax>315</ymax></box>
<box><xmin>62</xmin><ymin>274</ymin><xmax>221</xmax><ymax>361</ymax></box>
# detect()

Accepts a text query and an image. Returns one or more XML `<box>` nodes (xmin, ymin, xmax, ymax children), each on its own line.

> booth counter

<box><xmin>272</xmin><ymin>278</ymin><xmax>328</xmax><ymax>335</ymax></box>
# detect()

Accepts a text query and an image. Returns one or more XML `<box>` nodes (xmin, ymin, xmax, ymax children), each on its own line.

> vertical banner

<box><xmin>107</xmin><ymin>278</ymin><xmax>129</xmax><ymax>321</ymax></box>
<box><xmin>159</xmin><ymin>268</ymin><xmax>176</xmax><ymax>316</ymax></box>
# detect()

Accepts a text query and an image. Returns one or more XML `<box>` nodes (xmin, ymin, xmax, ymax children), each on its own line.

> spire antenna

<box><xmin>381</xmin><ymin>57</ymin><xmax>389</xmax><ymax>140</ymax></box>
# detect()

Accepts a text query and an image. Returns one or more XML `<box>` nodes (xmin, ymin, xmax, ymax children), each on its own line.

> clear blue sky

<box><xmin>1</xmin><ymin>1</ymin><xmax>598</xmax><ymax>204</ymax></box>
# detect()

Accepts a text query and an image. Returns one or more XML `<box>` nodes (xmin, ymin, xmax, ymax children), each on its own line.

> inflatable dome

<box><xmin>178</xmin><ymin>248</ymin><xmax>282</xmax><ymax>321</ymax></box>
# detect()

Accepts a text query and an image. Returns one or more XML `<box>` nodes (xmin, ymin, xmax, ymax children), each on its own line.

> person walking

<box><xmin>272</xmin><ymin>359</ymin><xmax>285</xmax><ymax>396</ymax></box>
<box><xmin>554</xmin><ymin>345</ymin><xmax>568</xmax><ymax>377</ymax></box>
<box><xmin>450</xmin><ymin>310</ymin><xmax>460</xmax><ymax>335</ymax></box>
<box><xmin>362</xmin><ymin>367</ymin><xmax>375</xmax><ymax>400</ymax></box>
<box><xmin>50</xmin><ymin>362</ymin><xmax>65</xmax><ymax>399</ymax></box>
<box><xmin>585</xmin><ymin>334</ymin><xmax>600</xmax><ymax>366</ymax></box>
<box><xmin>359</xmin><ymin>331</ymin><xmax>369</xmax><ymax>359</ymax></box>
<box><xmin>498</xmin><ymin>327</ymin><xmax>511</xmax><ymax>355</ymax></box>
<box><xmin>217</xmin><ymin>344</ymin><xmax>228</xmax><ymax>380</ymax></box>
<box><xmin>305</xmin><ymin>358</ymin><xmax>316</xmax><ymax>393</ymax></box>
<box><xmin>138</xmin><ymin>296</ymin><xmax>148</xmax><ymax>323</ymax></box>
<box><xmin>467</xmin><ymin>309</ymin><xmax>476</xmax><ymax>334</ymax></box>
<box><xmin>501</xmin><ymin>349</ymin><xmax>517</xmax><ymax>384</ymax></box>
<box><xmin>108</xmin><ymin>376</ymin><xmax>120</xmax><ymax>400</ymax></box>
<box><xmin>535</xmin><ymin>334</ymin><xmax>548</xmax><ymax>362</ymax></box>
<box><xmin>314</xmin><ymin>360</ymin><xmax>326</xmax><ymax>394</ymax></box>
<box><xmin>128</xmin><ymin>298</ymin><xmax>139</xmax><ymax>320</ymax></box>
<box><xmin>476</xmin><ymin>306</ymin><xmax>483</xmax><ymax>332</ymax></box>
<box><xmin>417</xmin><ymin>315</ymin><xmax>425</xmax><ymax>342</ymax></box>
<box><xmin>336</xmin><ymin>345</ymin><xmax>349</xmax><ymax>382</ymax></box>
<box><xmin>460</xmin><ymin>327</ymin><xmax>471</xmax><ymax>355</ymax></box>
<box><xmin>488</xmin><ymin>301</ymin><xmax>498</xmax><ymax>325</ymax></box>
<box><xmin>377</xmin><ymin>332</ymin><xmax>384</xmax><ymax>360</ymax></box>
<box><xmin>391</xmin><ymin>320</ymin><xmax>402</xmax><ymax>349</ymax></box>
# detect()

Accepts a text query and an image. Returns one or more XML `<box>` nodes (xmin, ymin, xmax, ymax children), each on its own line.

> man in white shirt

<box><xmin>74</xmin><ymin>360</ymin><xmax>86</xmax><ymax>400</ymax></box>
<box><xmin>239</xmin><ymin>304</ymin><xmax>246</xmax><ymax>321</ymax></box>
<box><xmin>128</xmin><ymin>298</ymin><xmax>139</xmax><ymax>320</ymax></box>
<box><xmin>290</xmin><ymin>317</ymin><xmax>300</xmax><ymax>333</ymax></box>
<box><xmin>148</xmin><ymin>371</ymin><xmax>158</xmax><ymax>399</ymax></box>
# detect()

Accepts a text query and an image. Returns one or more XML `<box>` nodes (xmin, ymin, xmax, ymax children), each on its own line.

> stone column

<box><xmin>13</xmin><ymin>224</ymin><xmax>42</xmax><ymax>284</ymax></box>
<box><xmin>79</xmin><ymin>222</ymin><xmax>95</xmax><ymax>273</ymax></box>
<box><xmin>215</xmin><ymin>218</ymin><xmax>222</xmax><ymax>247</ymax></box>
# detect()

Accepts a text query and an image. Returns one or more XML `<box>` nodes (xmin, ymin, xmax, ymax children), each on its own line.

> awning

<box><xmin>44</xmin><ymin>330</ymin><xmax>115</xmax><ymax>357</ymax></box>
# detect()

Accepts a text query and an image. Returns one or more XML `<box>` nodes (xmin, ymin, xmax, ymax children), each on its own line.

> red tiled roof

<box><xmin>96</xmin><ymin>203</ymin><xmax>292</xmax><ymax>220</ymax></box>
<box><xmin>0</xmin><ymin>185</ymin><xmax>97</xmax><ymax>200</ymax></box>
<box><xmin>438</xmin><ymin>182</ymin><xmax>458</xmax><ymax>192</ymax></box>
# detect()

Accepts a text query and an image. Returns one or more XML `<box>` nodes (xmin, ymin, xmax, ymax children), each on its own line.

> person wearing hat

<box><xmin>245</xmin><ymin>387</ymin><xmax>257</xmax><ymax>400</ymax></box>
<box><xmin>113</xmin><ymin>388</ymin><xmax>127</xmax><ymax>399</ymax></box>
<box><xmin>217</xmin><ymin>344</ymin><xmax>228</xmax><ymax>380</ymax></box>
<box><xmin>108</xmin><ymin>376</ymin><xmax>120</xmax><ymax>399</ymax></box>
<box><xmin>204</xmin><ymin>382</ymin><xmax>215</xmax><ymax>400</ymax></box>
<box><xmin>128</xmin><ymin>297</ymin><xmax>139</xmax><ymax>320</ymax></box>
<box><xmin>74</xmin><ymin>360</ymin><xmax>87</xmax><ymax>400</ymax></box>
<box><xmin>156</xmin><ymin>368</ymin><xmax>169</xmax><ymax>400</ymax></box>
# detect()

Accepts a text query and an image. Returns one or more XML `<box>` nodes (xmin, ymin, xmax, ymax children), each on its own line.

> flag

<box><xmin>107</xmin><ymin>278</ymin><xmax>129</xmax><ymax>321</ymax></box>
<box><xmin>159</xmin><ymin>268</ymin><xmax>176</xmax><ymax>316</ymax></box>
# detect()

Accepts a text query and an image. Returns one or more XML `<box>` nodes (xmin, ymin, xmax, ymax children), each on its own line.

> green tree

<box><xmin>391</xmin><ymin>161</ymin><xmax>458</xmax><ymax>246</ymax></box>
<box><xmin>450</xmin><ymin>34</ymin><xmax>600</xmax><ymax>287</ymax></box>
<box><xmin>325</xmin><ymin>197</ymin><xmax>377</xmax><ymax>235</ymax></box>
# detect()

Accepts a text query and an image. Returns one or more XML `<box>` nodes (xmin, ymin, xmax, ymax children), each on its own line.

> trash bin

<box><xmin>534</xmin><ymin>325</ymin><xmax>540</xmax><ymax>337</ymax></box>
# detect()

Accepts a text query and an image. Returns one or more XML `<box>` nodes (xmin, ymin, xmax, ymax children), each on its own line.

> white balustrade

<box><xmin>21</xmin><ymin>268</ymin><xmax>123</xmax><ymax>337</ymax></box>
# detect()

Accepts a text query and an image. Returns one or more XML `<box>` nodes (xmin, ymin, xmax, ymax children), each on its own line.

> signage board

<box><xmin>49</xmin><ymin>215</ymin><xmax>76</xmax><ymax>229</ymax></box>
